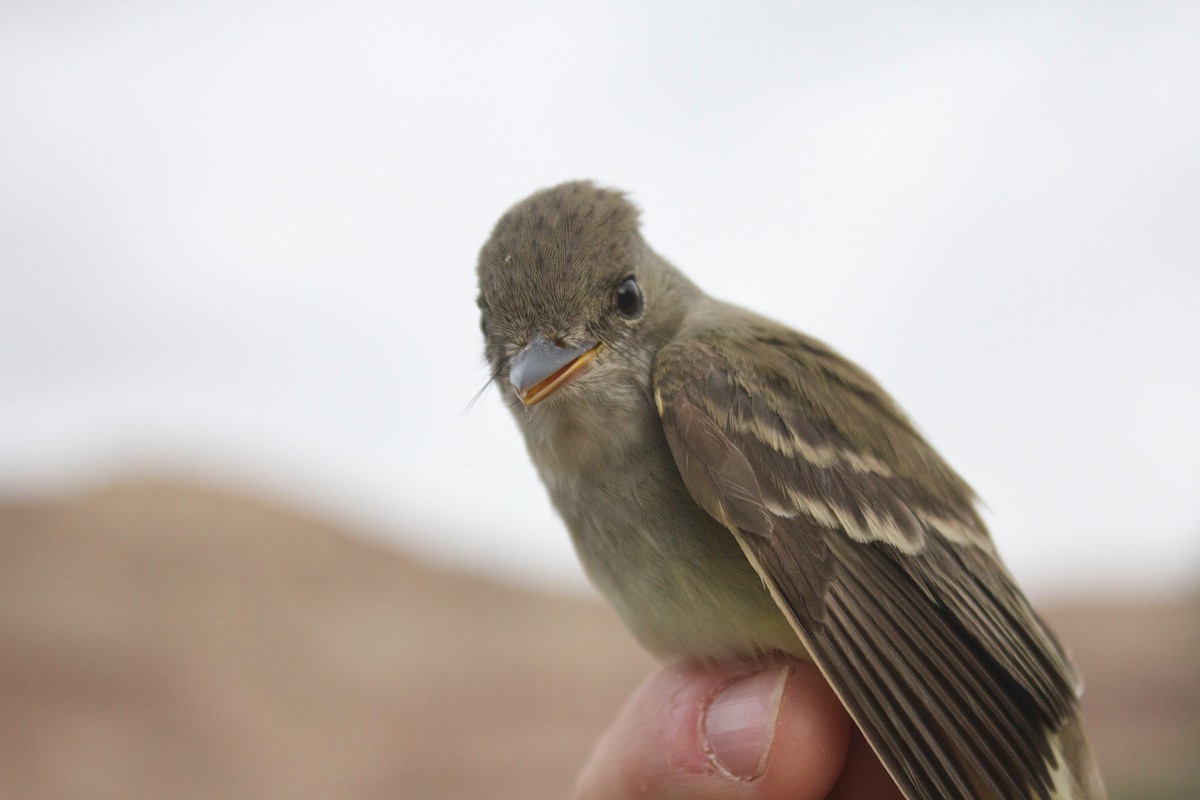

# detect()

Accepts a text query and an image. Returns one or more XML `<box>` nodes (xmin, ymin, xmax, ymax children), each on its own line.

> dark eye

<box><xmin>613</xmin><ymin>275</ymin><xmax>643</xmax><ymax>319</ymax></box>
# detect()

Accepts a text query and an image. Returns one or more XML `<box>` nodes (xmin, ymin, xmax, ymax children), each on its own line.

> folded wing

<box><xmin>653</xmin><ymin>331</ymin><xmax>1081</xmax><ymax>800</ymax></box>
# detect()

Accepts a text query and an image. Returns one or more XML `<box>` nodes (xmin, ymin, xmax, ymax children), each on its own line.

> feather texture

<box><xmin>477</xmin><ymin>180</ymin><xmax>1106</xmax><ymax>800</ymax></box>
<box><xmin>654</xmin><ymin>321</ymin><xmax>1099</xmax><ymax>800</ymax></box>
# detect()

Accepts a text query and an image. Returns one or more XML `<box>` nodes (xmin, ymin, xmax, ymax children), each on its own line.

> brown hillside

<box><xmin>0</xmin><ymin>480</ymin><xmax>1195</xmax><ymax>799</ymax></box>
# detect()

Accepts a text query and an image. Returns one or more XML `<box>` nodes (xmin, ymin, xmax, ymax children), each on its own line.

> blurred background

<box><xmin>1</xmin><ymin>1</ymin><xmax>1197</xmax><ymax>798</ymax></box>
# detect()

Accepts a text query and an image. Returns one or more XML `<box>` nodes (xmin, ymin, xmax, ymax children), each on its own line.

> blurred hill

<box><xmin>0</xmin><ymin>479</ymin><xmax>1196</xmax><ymax>800</ymax></box>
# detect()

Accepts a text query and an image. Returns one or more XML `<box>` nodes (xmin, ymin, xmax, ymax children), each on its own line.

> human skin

<box><xmin>572</xmin><ymin>659</ymin><xmax>905</xmax><ymax>800</ymax></box>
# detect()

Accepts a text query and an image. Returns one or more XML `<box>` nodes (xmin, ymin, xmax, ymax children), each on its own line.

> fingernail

<box><xmin>703</xmin><ymin>666</ymin><xmax>788</xmax><ymax>780</ymax></box>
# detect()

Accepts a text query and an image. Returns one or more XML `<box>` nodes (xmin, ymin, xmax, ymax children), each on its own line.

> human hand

<box><xmin>572</xmin><ymin>659</ymin><xmax>904</xmax><ymax>800</ymax></box>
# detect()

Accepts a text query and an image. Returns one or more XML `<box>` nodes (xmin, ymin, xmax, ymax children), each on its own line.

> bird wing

<box><xmin>652</xmin><ymin>328</ymin><xmax>1081</xmax><ymax>800</ymax></box>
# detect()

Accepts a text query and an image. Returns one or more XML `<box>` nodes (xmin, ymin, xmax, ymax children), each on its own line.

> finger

<box><xmin>571</xmin><ymin>659</ymin><xmax>852</xmax><ymax>800</ymax></box>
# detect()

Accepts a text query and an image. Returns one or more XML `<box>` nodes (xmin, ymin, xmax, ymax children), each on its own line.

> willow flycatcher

<box><xmin>476</xmin><ymin>181</ymin><xmax>1105</xmax><ymax>800</ymax></box>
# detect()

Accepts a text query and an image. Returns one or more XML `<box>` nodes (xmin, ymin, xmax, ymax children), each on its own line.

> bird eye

<box><xmin>613</xmin><ymin>276</ymin><xmax>644</xmax><ymax>319</ymax></box>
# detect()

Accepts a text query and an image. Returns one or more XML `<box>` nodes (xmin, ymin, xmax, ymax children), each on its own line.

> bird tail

<box><xmin>1050</xmin><ymin>715</ymin><xmax>1107</xmax><ymax>800</ymax></box>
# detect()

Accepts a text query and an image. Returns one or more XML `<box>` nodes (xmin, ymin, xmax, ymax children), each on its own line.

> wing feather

<box><xmin>653</xmin><ymin>328</ymin><xmax>1082</xmax><ymax>800</ymax></box>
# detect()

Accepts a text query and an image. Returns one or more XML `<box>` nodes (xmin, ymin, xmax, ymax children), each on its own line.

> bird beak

<box><xmin>509</xmin><ymin>333</ymin><xmax>605</xmax><ymax>407</ymax></box>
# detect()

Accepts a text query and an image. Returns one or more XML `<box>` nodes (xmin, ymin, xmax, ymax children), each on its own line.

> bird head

<box><xmin>476</xmin><ymin>181</ymin><xmax>694</xmax><ymax>417</ymax></box>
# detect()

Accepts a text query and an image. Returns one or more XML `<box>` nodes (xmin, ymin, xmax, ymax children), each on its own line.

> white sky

<box><xmin>1</xmin><ymin>0</ymin><xmax>1198</xmax><ymax>598</ymax></box>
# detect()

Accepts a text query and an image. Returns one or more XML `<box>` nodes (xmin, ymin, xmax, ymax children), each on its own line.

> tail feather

<box><xmin>1050</xmin><ymin>715</ymin><xmax>1107</xmax><ymax>800</ymax></box>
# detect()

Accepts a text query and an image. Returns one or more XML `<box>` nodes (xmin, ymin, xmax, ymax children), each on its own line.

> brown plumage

<box><xmin>477</xmin><ymin>180</ymin><xmax>1107</xmax><ymax>800</ymax></box>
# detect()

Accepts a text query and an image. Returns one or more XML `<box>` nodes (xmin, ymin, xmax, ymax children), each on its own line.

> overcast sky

<box><xmin>2</xmin><ymin>0</ymin><xmax>1197</xmax><ymax>598</ymax></box>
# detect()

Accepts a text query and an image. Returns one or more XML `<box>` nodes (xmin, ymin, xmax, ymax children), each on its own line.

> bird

<box><xmin>475</xmin><ymin>180</ymin><xmax>1106</xmax><ymax>800</ymax></box>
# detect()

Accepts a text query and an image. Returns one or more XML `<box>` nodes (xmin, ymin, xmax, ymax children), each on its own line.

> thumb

<box><xmin>571</xmin><ymin>659</ymin><xmax>852</xmax><ymax>800</ymax></box>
